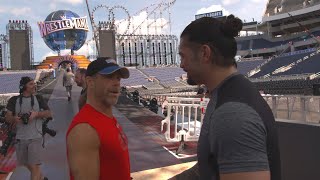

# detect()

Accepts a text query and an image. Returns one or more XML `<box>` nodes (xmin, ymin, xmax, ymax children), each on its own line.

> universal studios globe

<box><xmin>40</xmin><ymin>10</ymin><xmax>88</xmax><ymax>52</ymax></box>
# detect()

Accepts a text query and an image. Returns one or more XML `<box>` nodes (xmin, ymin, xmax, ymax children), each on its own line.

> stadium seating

<box><xmin>252</xmin><ymin>74</ymin><xmax>320</xmax><ymax>95</ymax></box>
<box><xmin>250</xmin><ymin>51</ymin><xmax>314</xmax><ymax>78</ymax></box>
<box><xmin>277</xmin><ymin>53</ymin><xmax>320</xmax><ymax>76</ymax></box>
<box><xmin>160</xmin><ymin>79</ymin><xmax>187</xmax><ymax>89</ymax></box>
<box><xmin>237</xmin><ymin>60</ymin><xmax>265</xmax><ymax>75</ymax></box>
<box><xmin>121</xmin><ymin>68</ymin><xmax>154</xmax><ymax>87</ymax></box>
<box><xmin>237</xmin><ymin>31</ymin><xmax>320</xmax><ymax>51</ymax></box>
<box><xmin>140</xmin><ymin>67</ymin><xmax>185</xmax><ymax>81</ymax></box>
<box><xmin>139</xmin><ymin>67</ymin><xmax>186</xmax><ymax>88</ymax></box>
<box><xmin>237</xmin><ymin>40</ymin><xmax>250</xmax><ymax>50</ymax></box>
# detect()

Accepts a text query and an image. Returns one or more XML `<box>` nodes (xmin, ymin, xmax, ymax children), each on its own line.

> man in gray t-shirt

<box><xmin>171</xmin><ymin>15</ymin><xmax>280</xmax><ymax>180</ymax></box>
<box><xmin>6</xmin><ymin>77</ymin><xmax>52</xmax><ymax>180</ymax></box>
<box><xmin>63</xmin><ymin>68</ymin><xmax>75</xmax><ymax>101</ymax></box>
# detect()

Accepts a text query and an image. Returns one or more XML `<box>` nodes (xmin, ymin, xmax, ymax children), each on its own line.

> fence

<box><xmin>263</xmin><ymin>95</ymin><xmax>320</xmax><ymax>123</ymax></box>
<box><xmin>161</xmin><ymin>95</ymin><xmax>320</xmax><ymax>146</ymax></box>
<box><xmin>161</xmin><ymin>97</ymin><xmax>209</xmax><ymax>143</ymax></box>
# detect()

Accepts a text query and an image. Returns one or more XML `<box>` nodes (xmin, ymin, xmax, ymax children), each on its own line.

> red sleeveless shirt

<box><xmin>66</xmin><ymin>104</ymin><xmax>131</xmax><ymax>180</ymax></box>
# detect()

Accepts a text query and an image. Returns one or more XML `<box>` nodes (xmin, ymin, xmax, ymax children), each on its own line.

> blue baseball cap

<box><xmin>86</xmin><ymin>57</ymin><xmax>130</xmax><ymax>79</ymax></box>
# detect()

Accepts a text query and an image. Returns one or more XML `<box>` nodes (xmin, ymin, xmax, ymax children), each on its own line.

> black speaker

<box><xmin>313</xmin><ymin>84</ymin><xmax>320</xmax><ymax>96</ymax></box>
<box><xmin>9</xmin><ymin>30</ymin><xmax>31</xmax><ymax>70</ymax></box>
<box><xmin>98</xmin><ymin>30</ymin><xmax>116</xmax><ymax>59</ymax></box>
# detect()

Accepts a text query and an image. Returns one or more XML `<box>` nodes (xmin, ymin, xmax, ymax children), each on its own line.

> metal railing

<box><xmin>161</xmin><ymin>97</ymin><xmax>209</xmax><ymax>143</ymax></box>
<box><xmin>161</xmin><ymin>95</ymin><xmax>320</xmax><ymax>147</ymax></box>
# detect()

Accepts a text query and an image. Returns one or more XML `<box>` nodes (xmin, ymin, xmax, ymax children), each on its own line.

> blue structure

<box><xmin>42</xmin><ymin>10</ymin><xmax>87</xmax><ymax>52</ymax></box>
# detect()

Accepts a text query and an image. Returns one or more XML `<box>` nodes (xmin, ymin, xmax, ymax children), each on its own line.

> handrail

<box><xmin>161</xmin><ymin>95</ymin><xmax>320</xmax><ymax>145</ymax></box>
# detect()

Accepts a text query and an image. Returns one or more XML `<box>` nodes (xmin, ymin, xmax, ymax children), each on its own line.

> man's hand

<box><xmin>29</xmin><ymin>111</ymin><xmax>39</xmax><ymax>121</ymax></box>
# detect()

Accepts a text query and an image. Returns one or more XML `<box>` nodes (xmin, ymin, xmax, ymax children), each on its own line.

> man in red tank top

<box><xmin>66</xmin><ymin>57</ymin><xmax>131</xmax><ymax>180</ymax></box>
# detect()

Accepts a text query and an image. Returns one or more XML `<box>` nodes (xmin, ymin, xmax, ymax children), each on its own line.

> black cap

<box><xmin>86</xmin><ymin>57</ymin><xmax>130</xmax><ymax>79</ymax></box>
<box><xmin>19</xmin><ymin>76</ymin><xmax>33</xmax><ymax>93</ymax></box>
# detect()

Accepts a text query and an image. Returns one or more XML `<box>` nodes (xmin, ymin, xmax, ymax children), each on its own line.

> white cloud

<box><xmin>41</xmin><ymin>52</ymin><xmax>57</xmax><ymax>60</ymax></box>
<box><xmin>222</xmin><ymin>0</ymin><xmax>241</xmax><ymax>6</ymax></box>
<box><xmin>232</xmin><ymin>2</ymin><xmax>267</xmax><ymax>22</ymax></box>
<box><xmin>251</xmin><ymin>0</ymin><xmax>267</xmax><ymax>3</ymax></box>
<box><xmin>115</xmin><ymin>11</ymin><xmax>169</xmax><ymax>35</ymax></box>
<box><xmin>49</xmin><ymin>3</ymin><xmax>57</xmax><ymax>11</ymax></box>
<box><xmin>196</xmin><ymin>4</ymin><xmax>230</xmax><ymax>16</ymax></box>
<box><xmin>10</xmin><ymin>7</ymin><xmax>32</xmax><ymax>16</ymax></box>
<box><xmin>54</xmin><ymin>0</ymin><xmax>83</xmax><ymax>5</ymax></box>
<box><xmin>0</xmin><ymin>7</ymin><xmax>7</xmax><ymax>13</ymax></box>
<box><xmin>75</xmin><ymin>40</ymin><xmax>95</xmax><ymax>56</ymax></box>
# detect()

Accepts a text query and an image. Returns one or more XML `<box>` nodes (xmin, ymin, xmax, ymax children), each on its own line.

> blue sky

<box><xmin>0</xmin><ymin>0</ymin><xmax>267</xmax><ymax>63</ymax></box>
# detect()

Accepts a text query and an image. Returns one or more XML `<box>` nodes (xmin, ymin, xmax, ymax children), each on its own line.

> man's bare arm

<box><xmin>67</xmin><ymin>123</ymin><xmax>100</xmax><ymax>180</ymax></box>
<box><xmin>221</xmin><ymin>171</ymin><xmax>270</xmax><ymax>180</ymax></box>
<box><xmin>36</xmin><ymin>110</ymin><xmax>52</xmax><ymax>119</ymax></box>
<box><xmin>5</xmin><ymin>110</ymin><xmax>20</xmax><ymax>124</ymax></box>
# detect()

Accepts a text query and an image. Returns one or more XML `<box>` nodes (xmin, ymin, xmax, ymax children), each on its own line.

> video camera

<box><xmin>42</xmin><ymin>117</ymin><xmax>56</xmax><ymax>137</ymax></box>
<box><xmin>0</xmin><ymin>117</ymin><xmax>56</xmax><ymax>156</ymax></box>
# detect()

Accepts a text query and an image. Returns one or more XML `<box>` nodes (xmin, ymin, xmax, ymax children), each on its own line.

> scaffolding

<box><xmin>86</xmin><ymin>0</ymin><xmax>179</xmax><ymax>66</ymax></box>
<box><xmin>115</xmin><ymin>34</ymin><xmax>178</xmax><ymax>67</ymax></box>
<box><xmin>6</xmin><ymin>20</ymin><xmax>34</xmax><ymax>69</ymax></box>
<box><xmin>0</xmin><ymin>34</ymin><xmax>8</xmax><ymax>69</ymax></box>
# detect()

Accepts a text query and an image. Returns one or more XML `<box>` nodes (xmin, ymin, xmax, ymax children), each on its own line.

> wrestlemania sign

<box><xmin>37</xmin><ymin>16</ymin><xmax>89</xmax><ymax>38</ymax></box>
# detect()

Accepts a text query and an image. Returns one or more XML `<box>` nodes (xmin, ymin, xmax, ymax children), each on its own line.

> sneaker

<box><xmin>68</xmin><ymin>97</ymin><xmax>71</xmax><ymax>101</ymax></box>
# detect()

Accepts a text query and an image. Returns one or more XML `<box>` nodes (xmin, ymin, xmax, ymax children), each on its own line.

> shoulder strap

<box><xmin>9</xmin><ymin>96</ymin><xmax>19</xmax><ymax>115</ymax></box>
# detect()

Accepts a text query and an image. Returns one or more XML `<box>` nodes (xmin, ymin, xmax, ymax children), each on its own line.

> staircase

<box><xmin>36</xmin><ymin>55</ymin><xmax>91</xmax><ymax>69</ymax></box>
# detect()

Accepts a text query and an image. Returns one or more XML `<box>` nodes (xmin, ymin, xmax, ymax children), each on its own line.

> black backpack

<box><xmin>9</xmin><ymin>94</ymin><xmax>47</xmax><ymax>116</ymax></box>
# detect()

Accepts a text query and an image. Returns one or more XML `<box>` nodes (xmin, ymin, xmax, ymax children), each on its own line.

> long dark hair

<box><xmin>181</xmin><ymin>15</ymin><xmax>243</xmax><ymax>67</ymax></box>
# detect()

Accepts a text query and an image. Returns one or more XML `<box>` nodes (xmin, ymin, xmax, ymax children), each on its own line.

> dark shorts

<box><xmin>15</xmin><ymin>138</ymin><xmax>43</xmax><ymax>166</ymax></box>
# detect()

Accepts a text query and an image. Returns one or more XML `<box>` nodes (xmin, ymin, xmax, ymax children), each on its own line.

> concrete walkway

<box><xmin>9</xmin><ymin>72</ymin><xmax>189</xmax><ymax>180</ymax></box>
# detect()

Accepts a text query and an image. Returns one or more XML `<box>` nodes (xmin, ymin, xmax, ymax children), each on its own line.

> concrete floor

<box><xmin>9</xmin><ymin>72</ymin><xmax>195</xmax><ymax>180</ymax></box>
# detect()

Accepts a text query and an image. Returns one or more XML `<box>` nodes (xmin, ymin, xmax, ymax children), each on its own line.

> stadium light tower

<box><xmin>0</xmin><ymin>34</ymin><xmax>9</xmax><ymax>69</ymax></box>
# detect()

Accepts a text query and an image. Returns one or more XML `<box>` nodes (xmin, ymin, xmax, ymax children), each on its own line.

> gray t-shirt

<box><xmin>197</xmin><ymin>98</ymin><xmax>269</xmax><ymax>179</ymax></box>
<box><xmin>7</xmin><ymin>96</ymin><xmax>47</xmax><ymax>139</ymax></box>
<box><xmin>63</xmin><ymin>72</ymin><xmax>75</xmax><ymax>87</ymax></box>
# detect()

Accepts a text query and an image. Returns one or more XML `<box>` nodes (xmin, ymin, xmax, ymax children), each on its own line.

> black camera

<box><xmin>42</xmin><ymin>117</ymin><xmax>56</xmax><ymax>137</ymax></box>
<box><xmin>19</xmin><ymin>113</ymin><xmax>30</xmax><ymax>125</ymax></box>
